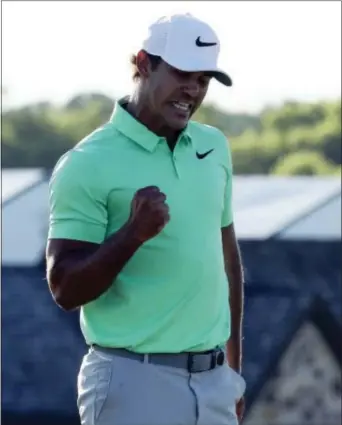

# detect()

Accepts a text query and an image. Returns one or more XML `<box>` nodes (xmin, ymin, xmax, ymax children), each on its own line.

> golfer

<box><xmin>46</xmin><ymin>13</ymin><xmax>246</xmax><ymax>425</ymax></box>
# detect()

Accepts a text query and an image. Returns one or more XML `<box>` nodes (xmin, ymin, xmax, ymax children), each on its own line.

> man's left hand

<box><xmin>236</xmin><ymin>397</ymin><xmax>245</xmax><ymax>423</ymax></box>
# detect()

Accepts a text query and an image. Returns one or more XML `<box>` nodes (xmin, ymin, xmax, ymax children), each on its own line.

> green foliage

<box><xmin>261</xmin><ymin>101</ymin><xmax>327</xmax><ymax>132</ymax></box>
<box><xmin>2</xmin><ymin>92</ymin><xmax>341</xmax><ymax>176</ymax></box>
<box><xmin>229</xmin><ymin>98</ymin><xmax>341</xmax><ymax>175</ymax></box>
<box><xmin>333</xmin><ymin>165</ymin><xmax>342</xmax><ymax>176</ymax></box>
<box><xmin>230</xmin><ymin>128</ymin><xmax>284</xmax><ymax>175</ymax></box>
<box><xmin>193</xmin><ymin>103</ymin><xmax>260</xmax><ymax>137</ymax></box>
<box><xmin>271</xmin><ymin>151</ymin><xmax>336</xmax><ymax>176</ymax></box>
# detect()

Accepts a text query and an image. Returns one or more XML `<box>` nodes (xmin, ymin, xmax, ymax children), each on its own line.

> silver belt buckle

<box><xmin>187</xmin><ymin>353</ymin><xmax>203</xmax><ymax>373</ymax></box>
<box><xmin>187</xmin><ymin>349</ymin><xmax>225</xmax><ymax>373</ymax></box>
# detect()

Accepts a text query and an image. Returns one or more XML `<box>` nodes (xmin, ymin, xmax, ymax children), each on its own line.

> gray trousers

<box><xmin>77</xmin><ymin>346</ymin><xmax>246</xmax><ymax>425</ymax></box>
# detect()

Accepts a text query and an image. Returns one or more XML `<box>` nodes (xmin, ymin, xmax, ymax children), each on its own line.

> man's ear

<box><xmin>136</xmin><ymin>50</ymin><xmax>151</xmax><ymax>79</ymax></box>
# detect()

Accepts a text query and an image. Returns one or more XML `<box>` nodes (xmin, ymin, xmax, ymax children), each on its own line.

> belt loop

<box><xmin>143</xmin><ymin>354</ymin><xmax>149</xmax><ymax>364</ymax></box>
<box><xmin>210</xmin><ymin>352</ymin><xmax>216</xmax><ymax>370</ymax></box>
<box><xmin>187</xmin><ymin>353</ymin><xmax>194</xmax><ymax>373</ymax></box>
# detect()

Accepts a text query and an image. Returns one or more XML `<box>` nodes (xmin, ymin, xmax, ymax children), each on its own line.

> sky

<box><xmin>2</xmin><ymin>1</ymin><xmax>341</xmax><ymax>113</ymax></box>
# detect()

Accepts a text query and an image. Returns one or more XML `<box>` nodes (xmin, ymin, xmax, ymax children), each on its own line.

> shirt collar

<box><xmin>109</xmin><ymin>97</ymin><xmax>192</xmax><ymax>152</ymax></box>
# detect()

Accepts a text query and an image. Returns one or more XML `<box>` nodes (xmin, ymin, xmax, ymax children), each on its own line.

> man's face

<box><xmin>145</xmin><ymin>59</ymin><xmax>212</xmax><ymax>130</ymax></box>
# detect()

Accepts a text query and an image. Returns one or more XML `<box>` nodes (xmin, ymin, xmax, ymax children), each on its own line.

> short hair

<box><xmin>130</xmin><ymin>51</ymin><xmax>162</xmax><ymax>81</ymax></box>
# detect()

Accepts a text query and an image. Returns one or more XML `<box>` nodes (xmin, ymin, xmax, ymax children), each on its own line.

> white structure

<box><xmin>233</xmin><ymin>176</ymin><xmax>341</xmax><ymax>240</ymax></box>
<box><xmin>2</xmin><ymin>169</ymin><xmax>341</xmax><ymax>266</ymax></box>
<box><xmin>3</xmin><ymin>169</ymin><xmax>49</xmax><ymax>265</ymax></box>
<box><xmin>244</xmin><ymin>321</ymin><xmax>342</xmax><ymax>425</ymax></box>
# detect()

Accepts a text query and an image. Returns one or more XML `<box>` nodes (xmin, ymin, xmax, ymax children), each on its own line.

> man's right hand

<box><xmin>47</xmin><ymin>186</ymin><xmax>169</xmax><ymax>310</ymax></box>
<box><xmin>127</xmin><ymin>186</ymin><xmax>170</xmax><ymax>243</ymax></box>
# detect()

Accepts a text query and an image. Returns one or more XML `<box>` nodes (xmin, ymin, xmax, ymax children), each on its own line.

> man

<box><xmin>46</xmin><ymin>13</ymin><xmax>246</xmax><ymax>425</ymax></box>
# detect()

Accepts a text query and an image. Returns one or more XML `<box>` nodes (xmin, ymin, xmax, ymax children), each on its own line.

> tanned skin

<box><xmin>46</xmin><ymin>50</ymin><xmax>244</xmax><ymax>422</ymax></box>
<box><xmin>222</xmin><ymin>224</ymin><xmax>245</xmax><ymax>421</ymax></box>
<box><xmin>47</xmin><ymin>187</ymin><xmax>169</xmax><ymax>311</ymax></box>
<box><xmin>46</xmin><ymin>51</ymin><xmax>211</xmax><ymax>309</ymax></box>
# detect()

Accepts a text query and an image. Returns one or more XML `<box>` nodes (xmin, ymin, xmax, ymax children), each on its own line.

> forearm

<box><xmin>53</xmin><ymin>224</ymin><xmax>142</xmax><ymax>310</ymax></box>
<box><xmin>226</xmin><ymin>247</ymin><xmax>244</xmax><ymax>373</ymax></box>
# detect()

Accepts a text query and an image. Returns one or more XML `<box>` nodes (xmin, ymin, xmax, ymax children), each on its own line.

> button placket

<box><xmin>172</xmin><ymin>148</ymin><xmax>181</xmax><ymax>179</ymax></box>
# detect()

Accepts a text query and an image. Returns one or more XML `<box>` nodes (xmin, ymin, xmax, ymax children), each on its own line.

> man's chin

<box><xmin>168</xmin><ymin>119</ymin><xmax>189</xmax><ymax>131</ymax></box>
<box><xmin>162</xmin><ymin>105</ymin><xmax>191</xmax><ymax>129</ymax></box>
<box><xmin>163</xmin><ymin>113</ymin><xmax>190</xmax><ymax>131</ymax></box>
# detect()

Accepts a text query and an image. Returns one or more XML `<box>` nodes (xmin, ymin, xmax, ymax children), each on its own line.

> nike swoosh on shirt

<box><xmin>196</xmin><ymin>149</ymin><xmax>214</xmax><ymax>159</ymax></box>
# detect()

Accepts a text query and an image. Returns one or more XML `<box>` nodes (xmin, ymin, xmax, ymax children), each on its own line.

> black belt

<box><xmin>91</xmin><ymin>345</ymin><xmax>226</xmax><ymax>373</ymax></box>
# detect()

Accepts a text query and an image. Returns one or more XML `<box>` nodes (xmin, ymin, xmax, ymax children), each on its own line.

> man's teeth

<box><xmin>173</xmin><ymin>102</ymin><xmax>190</xmax><ymax>111</ymax></box>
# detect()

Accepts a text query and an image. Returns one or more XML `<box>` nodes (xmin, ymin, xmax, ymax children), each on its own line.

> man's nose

<box><xmin>182</xmin><ymin>82</ymin><xmax>200</xmax><ymax>98</ymax></box>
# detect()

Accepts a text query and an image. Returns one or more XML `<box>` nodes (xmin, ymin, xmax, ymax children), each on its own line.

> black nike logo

<box><xmin>196</xmin><ymin>149</ymin><xmax>214</xmax><ymax>159</ymax></box>
<box><xmin>195</xmin><ymin>37</ymin><xmax>217</xmax><ymax>47</ymax></box>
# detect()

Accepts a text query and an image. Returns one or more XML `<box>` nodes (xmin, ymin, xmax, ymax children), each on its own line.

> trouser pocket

<box><xmin>77</xmin><ymin>349</ymin><xmax>113</xmax><ymax>425</ymax></box>
<box><xmin>227</xmin><ymin>365</ymin><xmax>246</xmax><ymax>401</ymax></box>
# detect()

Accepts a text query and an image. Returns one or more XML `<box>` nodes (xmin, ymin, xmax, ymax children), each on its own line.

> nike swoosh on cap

<box><xmin>195</xmin><ymin>36</ymin><xmax>217</xmax><ymax>47</ymax></box>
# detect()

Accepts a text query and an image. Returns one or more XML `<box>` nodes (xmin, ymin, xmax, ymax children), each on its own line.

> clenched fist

<box><xmin>127</xmin><ymin>186</ymin><xmax>170</xmax><ymax>243</ymax></box>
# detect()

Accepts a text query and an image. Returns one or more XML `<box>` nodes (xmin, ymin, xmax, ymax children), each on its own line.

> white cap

<box><xmin>141</xmin><ymin>13</ymin><xmax>232</xmax><ymax>87</ymax></box>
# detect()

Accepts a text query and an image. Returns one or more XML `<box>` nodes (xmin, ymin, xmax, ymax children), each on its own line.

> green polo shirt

<box><xmin>48</xmin><ymin>98</ymin><xmax>234</xmax><ymax>353</ymax></box>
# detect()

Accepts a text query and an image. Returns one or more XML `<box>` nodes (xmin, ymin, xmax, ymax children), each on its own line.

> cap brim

<box><xmin>206</xmin><ymin>70</ymin><xmax>232</xmax><ymax>87</ymax></box>
<box><xmin>160</xmin><ymin>56</ymin><xmax>233</xmax><ymax>87</ymax></box>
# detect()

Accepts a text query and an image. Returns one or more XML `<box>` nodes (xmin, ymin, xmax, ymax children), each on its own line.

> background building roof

<box><xmin>2</xmin><ymin>168</ymin><xmax>44</xmax><ymax>204</ymax></box>
<box><xmin>2</xmin><ymin>170</ymin><xmax>341</xmax><ymax>266</ymax></box>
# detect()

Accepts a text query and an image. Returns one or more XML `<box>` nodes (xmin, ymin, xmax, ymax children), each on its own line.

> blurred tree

<box><xmin>2</xmin><ymin>107</ymin><xmax>75</xmax><ymax>168</ymax></box>
<box><xmin>271</xmin><ymin>151</ymin><xmax>335</xmax><ymax>176</ymax></box>
<box><xmin>261</xmin><ymin>101</ymin><xmax>326</xmax><ymax>132</ymax></box>
<box><xmin>2</xmin><ymin>93</ymin><xmax>341</xmax><ymax>176</ymax></box>
<box><xmin>333</xmin><ymin>165</ymin><xmax>341</xmax><ymax>176</ymax></box>
<box><xmin>65</xmin><ymin>93</ymin><xmax>114</xmax><ymax>112</ymax></box>
<box><xmin>231</xmin><ymin>128</ymin><xmax>284</xmax><ymax>174</ymax></box>
<box><xmin>193</xmin><ymin>103</ymin><xmax>260</xmax><ymax>137</ymax></box>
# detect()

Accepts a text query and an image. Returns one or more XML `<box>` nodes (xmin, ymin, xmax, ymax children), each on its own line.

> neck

<box><xmin>126</xmin><ymin>90</ymin><xmax>180</xmax><ymax>150</ymax></box>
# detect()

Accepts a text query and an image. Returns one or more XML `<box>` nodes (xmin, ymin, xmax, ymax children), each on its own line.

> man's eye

<box><xmin>175</xmin><ymin>69</ymin><xmax>189</xmax><ymax>79</ymax></box>
<box><xmin>199</xmin><ymin>77</ymin><xmax>210</xmax><ymax>87</ymax></box>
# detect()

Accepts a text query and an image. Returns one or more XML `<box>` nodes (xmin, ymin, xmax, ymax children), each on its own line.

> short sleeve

<box><xmin>48</xmin><ymin>151</ymin><xmax>108</xmax><ymax>243</ymax></box>
<box><xmin>221</xmin><ymin>137</ymin><xmax>234</xmax><ymax>228</ymax></box>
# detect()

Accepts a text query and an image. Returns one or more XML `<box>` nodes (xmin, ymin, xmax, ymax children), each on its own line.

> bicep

<box><xmin>46</xmin><ymin>238</ymin><xmax>100</xmax><ymax>263</ymax></box>
<box><xmin>46</xmin><ymin>238</ymin><xmax>99</xmax><ymax>269</ymax></box>
<box><xmin>46</xmin><ymin>238</ymin><xmax>99</xmax><ymax>289</ymax></box>
<box><xmin>221</xmin><ymin>223</ymin><xmax>243</xmax><ymax>280</ymax></box>
<box><xmin>221</xmin><ymin>223</ymin><xmax>239</xmax><ymax>260</ymax></box>
<box><xmin>48</xmin><ymin>153</ymin><xmax>108</xmax><ymax>244</ymax></box>
<box><xmin>221</xmin><ymin>174</ymin><xmax>233</xmax><ymax>227</ymax></box>
<box><xmin>221</xmin><ymin>136</ymin><xmax>234</xmax><ymax>228</ymax></box>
